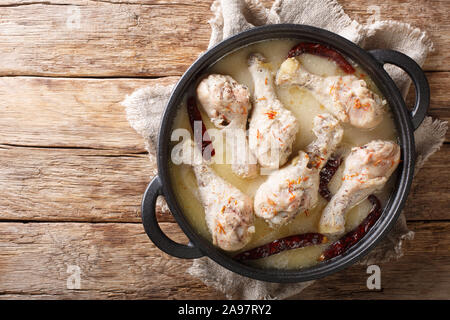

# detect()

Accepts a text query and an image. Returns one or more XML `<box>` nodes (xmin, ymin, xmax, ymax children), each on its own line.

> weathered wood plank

<box><xmin>298</xmin><ymin>221</ymin><xmax>450</xmax><ymax>300</ymax></box>
<box><xmin>0</xmin><ymin>1</ymin><xmax>211</xmax><ymax>77</ymax></box>
<box><xmin>0</xmin><ymin>0</ymin><xmax>447</xmax><ymax>301</ymax></box>
<box><xmin>0</xmin><ymin>143</ymin><xmax>448</xmax><ymax>222</ymax></box>
<box><xmin>0</xmin><ymin>221</ymin><xmax>447</xmax><ymax>299</ymax></box>
<box><xmin>406</xmin><ymin>71</ymin><xmax>449</xmax><ymax>140</ymax></box>
<box><xmin>0</xmin><ymin>0</ymin><xmax>447</xmax><ymax>77</ymax></box>
<box><xmin>0</xmin><ymin>76</ymin><xmax>178</xmax><ymax>151</ymax></box>
<box><xmin>0</xmin><ymin>147</ymin><xmax>153</xmax><ymax>222</ymax></box>
<box><xmin>0</xmin><ymin>221</ymin><xmax>218</xmax><ymax>299</ymax></box>
<box><xmin>403</xmin><ymin>143</ymin><xmax>450</xmax><ymax>222</ymax></box>
<box><xmin>0</xmin><ymin>73</ymin><xmax>447</xmax><ymax>153</ymax></box>
<box><xmin>341</xmin><ymin>0</ymin><xmax>449</xmax><ymax>72</ymax></box>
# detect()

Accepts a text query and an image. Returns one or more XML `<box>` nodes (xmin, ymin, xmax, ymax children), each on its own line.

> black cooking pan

<box><xmin>141</xmin><ymin>25</ymin><xmax>429</xmax><ymax>283</ymax></box>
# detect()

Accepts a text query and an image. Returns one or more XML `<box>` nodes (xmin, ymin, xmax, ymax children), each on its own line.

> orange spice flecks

<box><xmin>282</xmin><ymin>124</ymin><xmax>291</xmax><ymax>132</ymax></box>
<box><xmin>265</xmin><ymin>77</ymin><xmax>268</xmax><ymax>85</ymax></box>
<box><xmin>265</xmin><ymin>110</ymin><xmax>278</xmax><ymax>120</ymax></box>
<box><xmin>216</xmin><ymin>222</ymin><xmax>226</xmax><ymax>234</ymax></box>
<box><xmin>289</xmin><ymin>193</ymin><xmax>296</xmax><ymax>202</ymax></box>
<box><xmin>287</xmin><ymin>179</ymin><xmax>293</xmax><ymax>187</ymax></box>
<box><xmin>256</xmin><ymin>129</ymin><xmax>262</xmax><ymax>140</ymax></box>
<box><xmin>277</xmin><ymin>137</ymin><xmax>284</xmax><ymax>146</ymax></box>
<box><xmin>329</xmin><ymin>85</ymin><xmax>335</xmax><ymax>95</ymax></box>
<box><xmin>342</xmin><ymin>172</ymin><xmax>359</xmax><ymax>181</ymax></box>
<box><xmin>314</xmin><ymin>159</ymin><xmax>322</xmax><ymax>169</ymax></box>
<box><xmin>287</xmin><ymin>179</ymin><xmax>295</xmax><ymax>194</ymax></box>
<box><xmin>267</xmin><ymin>198</ymin><xmax>276</xmax><ymax>206</ymax></box>
<box><xmin>362</xmin><ymin>102</ymin><xmax>371</xmax><ymax>110</ymax></box>
<box><xmin>391</xmin><ymin>160</ymin><xmax>396</xmax><ymax>168</ymax></box>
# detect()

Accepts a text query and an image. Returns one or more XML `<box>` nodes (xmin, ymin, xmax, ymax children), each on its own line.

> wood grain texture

<box><xmin>406</xmin><ymin>71</ymin><xmax>450</xmax><ymax>142</ymax></box>
<box><xmin>340</xmin><ymin>0</ymin><xmax>449</xmax><ymax>72</ymax></box>
<box><xmin>0</xmin><ymin>0</ymin><xmax>449</xmax><ymax>300</ymax></box>
<box><xmin>297</xmin><ymin>221</ymin><xmax>450</xmax><ymax>300</ymax></box>
<box><xmin>0</xmin><ymin>147</ymin><xmax>152</xmax><ymax>222</ymax></box>
<box><xmin>0</xmin><ymin>0</ymin><xmax>448</xmax><ymax>77</ymax></box>
<box><xmin>0</xmin><ymin>221</ymin><xmax>447</xmax><ymax>299</ymax></box>
<box><xmin>0</xmin><ymin>142</ymin><xmax>448</xmax><ymax>222</ymax></box>
<box><xmin>403</xmin><ymin>143</ymin><xmax>450</xmax><ymax>221</ymax></box>
<box><xmin>0</xmin><ymin>144</ymin><xmax>176</xmax><ymax>223</ymax></box>
<box><xmin>0</xmin><ymin>76</ymin><xmax>178</xmax><ymax>151</ymax></box>
<box><xmin>0</xmin><ymin>74</ymin><xmax>447</xmax><ymax>152</ymax></box>
<box><xmin>0</xmin><ymin>1</ymin><xmax>211</xmax><ymax>77</ymax></box>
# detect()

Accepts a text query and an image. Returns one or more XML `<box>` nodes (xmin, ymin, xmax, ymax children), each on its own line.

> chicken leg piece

<box><xmin>276</xmin><ymin>57</ymin><xmax>386</xmax><ymax>129</ymax></box>
<box><xmin>254</xmin><ymin>114</ymin><xmax>343</xmax><ymax>226</ymax></box>
<box><xmin>305</xmin><ymin>113</ymin><xmax>345</xmax><ymax>170</ymax></box>
<box><xmin>248</xmin><ymin>53</ymin><xmax>299</xmax><ymax>169</ymax></box>
<box><xmin>319</xmin><ymin>140</ymin><xmax>401</xmax><ymax>235</ymax></box>
<box><xmin>197</xmin><ymin>74</ymin><xmax>258</xmax><ymax>178</ymax></box>
<box><xmin>197</xmin><ymin>74</ymin><xmax>251</xmax><ymax>129</ymax></box>
<box><xmin>180</xmin><ymin>139</ymin><xmax>255</xmax><ymax>251</ymax></box>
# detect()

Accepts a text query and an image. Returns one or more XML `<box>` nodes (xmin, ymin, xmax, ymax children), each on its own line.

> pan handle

<box><xmin>141</xmin><ymin>175</ymin><xmax>204</xmax><ymax>259</ymax></box>
<box><xmin>369</xmin><ymin>49</ymin><xmax>430</xmax><ymax>130</ymax></box>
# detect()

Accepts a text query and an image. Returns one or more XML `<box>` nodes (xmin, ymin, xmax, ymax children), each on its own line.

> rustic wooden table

<box><xmin>0</xmin><ymin>0</ymin><xmax>448</xmax><ymax>299</ymax></box>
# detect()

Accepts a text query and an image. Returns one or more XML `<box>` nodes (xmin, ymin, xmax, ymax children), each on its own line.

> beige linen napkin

<box><xmin>122</xmin><ymin>0</ymin><xmax>447</xmax><ymax>299</ymax></box>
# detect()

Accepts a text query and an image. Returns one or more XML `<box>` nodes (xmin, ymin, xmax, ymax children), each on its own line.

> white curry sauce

<box><xmin>168</xmin><ymin>39</ymin><xmax>398</xmax><ymax>269</ymax></box>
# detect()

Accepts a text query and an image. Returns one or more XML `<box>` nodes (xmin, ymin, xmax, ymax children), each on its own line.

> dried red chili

<box><xmin>319</xmin><ymin>195</ymin><xmax>382</xmax><ymax>261</ymax></box>
<box><xmin>288</xmin><ymin>42</ymin><xmax>356</xmax><ymax>74</ymax></box>
<box><xmin>234</xmin><ymin>233</ymin><xmax>327</xmax><ymax>261</ymax></box>
<box><xmin>319</xmin><ymin>156</ymin><xmax>342</xmax><ymax>201</ymax></box>
<box><xmin>186</xmin><ymin>96</ymin><xmax>215</xmax><ymax>159</ymax></box>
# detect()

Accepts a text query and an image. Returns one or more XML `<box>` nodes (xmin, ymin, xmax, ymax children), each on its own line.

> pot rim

<box><xmin>156</xmin><ymin>24</ymin><xmax>416</xmax><ymax>283</ymax></box>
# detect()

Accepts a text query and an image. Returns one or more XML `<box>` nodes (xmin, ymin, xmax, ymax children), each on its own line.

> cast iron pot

<box><xmin>141</xmin><ymin>24</ymin><xmax>429</xmax><ymax>283</ymax></box>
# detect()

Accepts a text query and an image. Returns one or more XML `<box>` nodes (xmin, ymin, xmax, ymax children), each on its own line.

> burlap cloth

<box><xmin>122</xmin><ymin>0</ymin><xmax>448</xmax><ymax>299</ymax></box>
